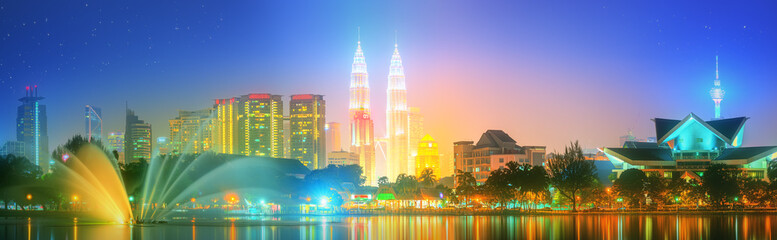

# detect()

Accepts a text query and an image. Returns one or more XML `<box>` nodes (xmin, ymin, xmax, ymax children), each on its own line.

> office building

<box><xmin>289</xmin><ymin>94</ymin><xmax>326</xmax><ymax>169</ymax></box>
<box><xmin>349</xmin><ymin>38</ymin><xmax>376</xmax><ymax>185</ymax></box>
<box><xmin>125</xmin><ymin>108</ymin><xmax>152</xmax><ymax>162</ymax></box>
<box><xmin>453</xmin><ymin>130</ymin><xmax>546</xmax><ymax>185</ymax></box>
<box><xmin>85</xmin><ymin>105</ymin><xmax>102</xmax><ymax>140</ymax></box>
<box><xmin>169</xmin><ymin>108</ymin><xmax>214</xmax><ymax>154</ymax></box>
<box><xmin>16</xmin><ymin>86</ymin><xmax>49</xmax><ymax>169</ymax></box>
<box><xmin>415</xmin><ymin>134</ymin><xmax>440</xmax><ymax>179</ymax></box>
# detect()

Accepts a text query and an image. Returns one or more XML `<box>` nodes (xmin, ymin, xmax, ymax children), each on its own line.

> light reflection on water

<box><xmin>1</xmin><ymin>214</ymin><xmax>775</xmax><ymax>239</ymax></box>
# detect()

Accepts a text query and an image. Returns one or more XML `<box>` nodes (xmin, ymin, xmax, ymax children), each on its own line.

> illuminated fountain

<box><xmin>50</xmin><ymin>137</ymin><xmax>133</xmax><ymax>224</ymax></box>
<box><xmin>136</xmin><ymin>152</ymin><xmax>304</xmax><ymax>222</ymax></box>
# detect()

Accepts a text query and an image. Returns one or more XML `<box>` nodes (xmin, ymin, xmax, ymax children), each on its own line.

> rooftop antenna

<box><xmin>357</xmin><ymin>27</ymin><xmax>361</xmax><ymax>44</ymax></box>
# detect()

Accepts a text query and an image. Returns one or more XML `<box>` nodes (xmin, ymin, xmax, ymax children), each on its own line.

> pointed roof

<box><xmin>654</xmin><ymin>113</ymin><xmax>746</xmax><ymax>145</ymax></box>
<box><xmin>421</xmin><ymin>134</ymin><xmax>435</xmax><ymax>142</ymax></box>
<box><xmin>475</xmin><ymin>130</ymin><xmax>518</xmax><ymax>149</ymax></box>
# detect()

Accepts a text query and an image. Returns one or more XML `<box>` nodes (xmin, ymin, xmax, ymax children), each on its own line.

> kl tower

<box><xmin>709</xmin><ymin>56</ymin><xmax>725</xmax><ymax>119</ymax></box>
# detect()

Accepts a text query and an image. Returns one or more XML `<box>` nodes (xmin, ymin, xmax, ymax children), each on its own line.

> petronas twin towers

<box><xmin>349</xmin><ymin>33</ymin><xmax>415</xmax><ymax>185</ymax></box>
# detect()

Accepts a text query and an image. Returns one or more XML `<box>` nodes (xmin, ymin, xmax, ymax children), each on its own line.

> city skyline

<box><xmin>2</xmin><ymin>1</ymin><xmax>777</xmax><ymax>162</ymax></box>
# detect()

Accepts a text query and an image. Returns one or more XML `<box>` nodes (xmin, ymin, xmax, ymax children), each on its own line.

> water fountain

<box><xmin>49</xmin><ymin>137</ymin><xmax>133</xmax><ymax>224</ymax></box>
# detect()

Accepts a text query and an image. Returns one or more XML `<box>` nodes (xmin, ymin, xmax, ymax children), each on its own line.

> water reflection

<box><xmin>1</xmin><ymin>214</ymin><xmax>775</xmax><ymax>239</ymax></box>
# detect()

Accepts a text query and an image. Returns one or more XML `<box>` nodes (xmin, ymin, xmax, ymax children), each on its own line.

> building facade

<box><xmin>169</xmin><ymin>108</ymin><xmax>214</xmax><ymax>155</ymax></box>
<box><xmin>85</xmin><ymin>105</ymin><xmax>102</xmax><ymax>140</ymax></box>
<box><xmin>289</xmin><ymin>94</ymin><xmax>326</xmax><ymax>169</ymax></box>
<box><xmin>453</xmin><ymin>130</ymin><xmax>546</xmax><ymax>185</ymax></box>
<box><xmin>125</xmin><ymin>108</ymin><xmax>152</xmax><ymax>162</ymax></box>
<box><xmin>16</xmin><ymin>86</ymin><xmax>49</xmax><ymax>169</ymax></box>
<box><xmin>415</xmin><ymin>134</ymin><xmax>440</xmax><ymax>179</ymax></box>
<box><xmin>603</xmin><ymin>113</ymin><xmax>777</xmax><ymax>180</ymax></box>
<box><xmin>326</xmin><ymin>151</ymin><xmax>360</xmax><ymax>167</ymax></box>
<box><xmin>349</xmin><ymin>39</ymin><xmax>376</xmax><ymax>185</ymax></box>
<box><xmin>387</xmin><ymin>42</ymin><xmax>410</xmax><ymax>180</ymax></box>
<box><xmin>213</xmin><ymin>94</ymin><xmax>284</xmax><ymax>157</ymax></box>
<box><xmin>325</xmin><ymin>122</ymin><xmax>342</xmax><ymax>154</ymax></box>
<box><xmin>408</xmin><ymin>107</ymin><xmax>424</xmax><ymax>172</ymax></box>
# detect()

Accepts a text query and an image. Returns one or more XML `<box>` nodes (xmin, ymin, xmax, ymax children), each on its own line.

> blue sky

<box><xmin>2</xmin><ymin>0</ymin><xmax>777</xmax><ymax>158</ymax></box>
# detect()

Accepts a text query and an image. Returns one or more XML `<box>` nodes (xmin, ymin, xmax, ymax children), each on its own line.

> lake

<box><xmin>1</xmin><ymin>214</ymin><xmax>775</xmax><ymax>239</ymax></box>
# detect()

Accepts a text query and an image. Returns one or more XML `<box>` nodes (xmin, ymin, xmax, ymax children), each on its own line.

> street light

<box><xmin>26</xmin><ymin>194</ymin><xmax>32</xmax><ymax>200</ymax></box>
<box><xmin>73</xmin><ymin>195</ymin><xmax>79</xmax><ymax>201</ymax></box>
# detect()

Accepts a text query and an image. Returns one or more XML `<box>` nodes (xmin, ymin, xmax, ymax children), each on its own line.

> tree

<box><xmin>644</xmin><ymin>175</ymin><xmax>668</xmax><ymax>206</ymax></box>
<box><xmin>524</xmin><ymin>165</ymin><xmax>550</xmax><ymax>209</ymax></box>
<box><xmin>703</xmin><ymin>164</ymin><xmax>740</xmax><ymax>208</ymax></box>
<box><xmin>547</xmin><ymin>141</ymin><xmax>598</xmax><ymax>211</ymax></box>
<box><xmin>418</xmin><ymin>168</ymin><xmax>438</xmax><ymax>188</ymax></box>
<box><xmin>613</xmin><ymin>169</ymin><xmax>646</xmax><ymax>207</ymax></box>
<box><xmin>377</xmin><ymin>176</ymin><xmax>390</xmax><ymax>186</ymax></box>
<box><xmin>0</xmin><ymin>154</ymin><xmax>43</xmax><ymax>210</ymax></box>
<box><xmin>483</xmin><ymin>168</ymin><xmax>514</xmax><ymax>207</ymax></box>
<box><xmin>394</xmin><ymin>174</ymin><xmax>419</xmax><ymax>198</ymax></box>
<box><xmin>455</xmin><ymin>170</ymin><xmax>477</xmax><ymax>204</ymax></box>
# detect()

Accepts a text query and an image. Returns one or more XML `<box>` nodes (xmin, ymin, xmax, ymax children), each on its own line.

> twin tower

<box><xmin>348</xmin><ymin>36</ymin><xmax>416</xmax><ymax>185</ymax></box>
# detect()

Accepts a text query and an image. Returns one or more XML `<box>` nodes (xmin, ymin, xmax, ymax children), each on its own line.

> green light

<box><xmin>734</xmin><ymin>197</ymin><xmax>739</xmax><ymax>202</ymax></box>
<box><xmin>616</xmin><ymin>198</ymin><xmax>623</xmax><ymax>202</ymax></box>
<box><xmin>129</xmin><ymin>196</ymin><xmax>135</xmax><ymax>202</ymax></box>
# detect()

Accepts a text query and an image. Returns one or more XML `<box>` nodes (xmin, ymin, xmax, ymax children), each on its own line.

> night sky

<box><xmin>2</xmin><ymin>1</ymin><xmax>777</xmax><ymax>167</ymax></box>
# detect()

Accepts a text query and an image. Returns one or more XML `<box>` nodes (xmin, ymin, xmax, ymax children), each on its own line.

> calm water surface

<box><xmin>1</xmin><ymin>214</ymin><xmax>775</xmax><ymax>239</ymax></box>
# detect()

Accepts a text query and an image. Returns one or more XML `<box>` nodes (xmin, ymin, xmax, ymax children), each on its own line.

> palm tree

<box><xmin>455</xmin><ymin>170</ymin><xmax>477</xmax><ymax>204</ymax></box>
<box><xmin>418</xmin><ymin>168</ymin><xmax>437</xmax><ymax>188</ymax></box>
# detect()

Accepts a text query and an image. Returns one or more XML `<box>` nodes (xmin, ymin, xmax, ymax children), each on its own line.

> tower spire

<box><xmin>357</xmin><ymin>27</ymin><xmax>361</xmax><ymax>44</ymax></box>
<box><xmin>710</xmin><ymin>55</ymin><xmax>725</xmax><ymax>119</ymax></box>
<box><xmin>394</xmin><ymin>30</ymin><xmax>398</xmax><ymax>48</ymax></box>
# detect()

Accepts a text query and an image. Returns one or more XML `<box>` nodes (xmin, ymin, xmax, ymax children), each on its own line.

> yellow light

<box><xmin>26</xmin><ymin>194</ymin><xmax>32</xmax><ymax>200</ymax></box>
<box><xmin>73</xmin><ymin>195</ymin><xmax>78</xmax><ymax>201</ymax></box>
<box><xmin>191</xmin><ymin>198</ymin><xmax>196</xmax><ymax>202</ymax></box>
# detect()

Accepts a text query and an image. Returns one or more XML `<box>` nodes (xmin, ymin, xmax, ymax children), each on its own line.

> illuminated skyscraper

<box><xmin>125</xmin><ymin>108</ymin><xmax>152</xmax><ymax>162</ymax></box>
<box><xmin>415</xmin><ymin>134</ymin><xmax>440</xmax><ymax>179</ymax></box>
<box><xmin>325</xmin><ymin>122</ymin><xmax>342</xmax><ymax>153</ymax></box>
<box><xmin>212</xmin><ymin>94</ymin><xmax>284</xmax><ymax>157</ymax></box>
<box><xmin>387</xmin><ymin>41</ymin><xmax>410</xmax><ymax>180</ymax></box>
<box><xmin>709</xmin><ymin>56</ymin><xmax>725</xmax><ymax>119</ymax></box>
<box><xmin>290</xmin><ymin>94</ymin><xmax>326</xmax><ymax>169</ymax></box>
<box><xmin>85</xmin><ymin>105</ymin><xmax>102</xmax><ymax>141</ymax></box>
<box><xmin>213</xmin><ymin>98</ymin><xmax>236</xmax><ymax>154</ymax></box>
<box><xmin>408</xmin><ymin>107</ymin><xmax>424</xmax><ymax>175</ymax></box>
<box><xmin>349</xmin><ymin>36</ymin><xmax>376</xmax><ymax>185</ymax></box>
<box><xmin>169</xmin><ymin>108</ymin><xmax>214</xmax><ymax>155</ymax></box>
<box><xmin>16</xmin><ymin>86</ymin><xmax>49</xmax><ymax>169</ymax></box>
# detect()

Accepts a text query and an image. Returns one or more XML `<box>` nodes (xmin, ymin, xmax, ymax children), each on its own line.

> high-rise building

<box><xmin>415</xmin><ymin>134</ymin><xmax>440</xmax><ymax>179</ymax></box>
<box><xmin>289</xmin><ymin>94</ymin><xmax>326</xmax><ymax>169</ymax></box>
<box><xmin>16</xmin><ymin>86</ymin><xmax>49</xmax><ymax>169</ymax></box>
<box><xmin>325</xmin><ymin>122</ymin><xmax>342</xmax><ymax>153</ymax></box>
<box><xmin>85</xmin><ymin>105</ymin><xmax>102</xmax><ymax>140</ymax></box>
<box><xmin>408</xmin><ymin>107</ymin><xmax>424</xmax><ymax>175</ymax></box>
<box><xmin>213</xmin><ymin>94</ymin><xmax>284</xmax><ymax>157</ymax></box>
<box><xmin>169</xmin><ymin>108</ymin><xmax>214</xmax><ymax>154</ymax></box>
<box><xmin>453</xmin><ymin>130</ymin><xmax>546</xmax><ymax>185</ymax></box>
<box><xmin>387</xmin><ymin>41</ymin><xmax>410</xmax><ymax>180</ymax></box>
<box><xmin>213</xmin><ymin>98</ymin><xmax>236</xmax><ymax>154</ymax></box>
<box><xmin>106</xmin><ymin>132</ymin><xmax>125</xmax><ymax>163</ymax></box>
<box><xmin>710</xmin><ymin>56</ymin><xmax>725</xmax><ymax>119</ymax></box>
<box><xmin>326</xmin><ymin>150</ymin><xmax>360</xmax><ymax>167</ymax></box>
<box><xmin>349</xmin><ymin>38</ymin><xmax>376</xmax><ymax>185</ymax></box>
<box><xmin>0</xmin><ymin>141</ymin><xmax>26</xmax><ymax>158</ymax></box>
<box><xmin>125</xmin><ymin>108</ymin><xmax>152</xmax><ymax>162</ymax></box>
